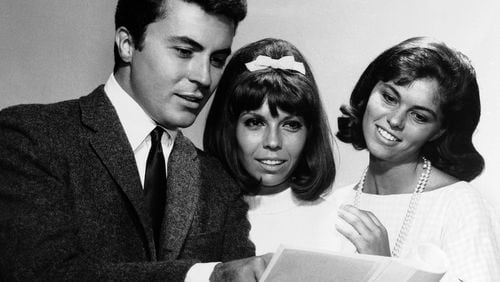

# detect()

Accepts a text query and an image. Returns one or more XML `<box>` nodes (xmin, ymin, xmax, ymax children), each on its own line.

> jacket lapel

<box><xmin>161</xmin><ymin>132</ymin><xmax>200</xmax><ymax>260</ymax></box>
<box><xmin>79</xmin><ymin>87</ymin><xmax>156</xmax><ymax>255</ymax></box>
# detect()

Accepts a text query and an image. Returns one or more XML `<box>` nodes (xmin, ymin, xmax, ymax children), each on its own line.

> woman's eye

<box><xmin>283</xmin><ymin>120</ymin><xmax>304</xmax><ymax>132</ymax></box>
<box><xmin>243</xmin><ymin>118</ymin><xmax>264</xmax><ymax>128</ymax></box>
<box><xmin>175</xmin><ymin>48</ymin><xmax>193</xmax><ymax>58</ymax></box>
<box><xmin>411</xmin><ymin>112</ymin><xmax>429</xmax><ymax>123</ymax></box>
<box><xmin>382</xmin><ymin>92</ymin><xmax>397</xmax><ymax>104</ymax></box>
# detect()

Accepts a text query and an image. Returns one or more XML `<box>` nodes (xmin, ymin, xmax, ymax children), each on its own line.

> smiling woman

<box><xmin>203</xmin><ymin>38</ymin><xmax>337</xmax><ymax>255</ymax></box>
<box><xmin>235</xmin><ymin>100</ymin><xmax>308</xmax><ymax>194</ymax></box>
<box><xmin>362</xmin><ymin>79</ymin><xmax>445</xmax><ymax>169</ymax></box>
<box><xmin>332</xmin><ymin>37</ymin><xmax>500</xmax><ymax>281</ymax></box>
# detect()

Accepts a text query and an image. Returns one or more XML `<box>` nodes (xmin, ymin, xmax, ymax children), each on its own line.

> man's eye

<box><xmin>211</xmin><ymin>56</ymin><xmax>228</xmax><ymax>68</ymax></box>
<box><xmin>175</xmin><ymin>48</ymin><xmax>193</xmax><ymax>58</ymax></box>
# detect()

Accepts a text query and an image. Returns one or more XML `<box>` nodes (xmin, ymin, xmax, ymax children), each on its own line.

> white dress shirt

<box><xmin>104</xmin><ymin>74</ymin><xmax>176</xmax><ymax>187</ymax></box>
<box><xmin>104</xmin><ymin>74</ymin><xmax>217</xmax><ymax>281</ymax></box>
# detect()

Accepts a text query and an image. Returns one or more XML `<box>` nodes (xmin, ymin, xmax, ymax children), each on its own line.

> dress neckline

<box><xmin>244</xmin><ymin>188</ymin><xmax>302</xmax><ymax>214</ymax></box>
<box><xmin>352</xmin><ymin>180</ymin><xmax>465</xmax><ymax>198</ymax></box>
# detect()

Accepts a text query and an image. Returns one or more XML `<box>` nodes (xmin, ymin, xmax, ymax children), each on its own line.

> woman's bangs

<box><xmin>230</xmin><ymin>78</ymin><xmax>268</xmax><ymax>118</ymax></box>
<box><xmin>230</xmin><ymin>71</ymin><xmax>313</xmax><ymax>120</ymax></box>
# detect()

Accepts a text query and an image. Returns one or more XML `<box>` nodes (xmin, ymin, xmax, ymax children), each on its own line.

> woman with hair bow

<box><xmin>203</xmin><ymin>38</ymin><xmax>338</xmax><ymax>255</ymax></box>
<box><xmin>332</xmin><ymin>37</ymin><xmax>500</xmax><ymax>281</ymax></box>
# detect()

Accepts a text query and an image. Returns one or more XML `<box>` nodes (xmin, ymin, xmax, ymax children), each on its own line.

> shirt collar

<box><xmin>104</xmin><ymin>73</ymin><xmax>177</xmax><ymax>151</ymax></box>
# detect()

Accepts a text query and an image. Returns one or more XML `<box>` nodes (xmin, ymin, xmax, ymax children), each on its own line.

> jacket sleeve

<box><xmin>220</xmin><ymin>185</ymin><xmax>256</xmax><ymax>262</ymax></box>
<box><xmin>0</xmin><ymin>108</ymin><xmax>198</xmax><ymax>281</ymax></box>
<box><xmin>179</xmin><ymin>149</ymin><xmax>255</xmax><ymax>263</ymax></box>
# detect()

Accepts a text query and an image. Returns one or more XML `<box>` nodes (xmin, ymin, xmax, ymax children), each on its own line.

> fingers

<box><xmin>335</xmin><ymin>205</ymin><xmax>390</xmax><ymax>256</ymax></box>
<box><xmin>340</xmin><ymin>205</ymin><xmax>382</xmax><ymax>232</ymax></box>
<box><xmin>335</xmin><ymin>220</ymin><xmax>358</xmax><ymax>245</ymax></box>
<box><xmin>260</xmin><ymin>253</ymin><xmax>274</xmax><ymax>267</ymax></box>
<box><xmin>337</xmin><ymin>205</ymin><xmax>375</xmax><ymax>237</ymax></box>
<box><xmin>365</xmin><ymin>210</ymin><xmax>384</xmax><ymax>228</ymax></box>
<box><xmin>254</xmin><ymin>253</ymin><xmax>273</xmax><ymax>279</ymax></box>
<box><xmin>209</xmin><ymin>255</ymin><xmax>273</xmax><ymax>282</ymax></box>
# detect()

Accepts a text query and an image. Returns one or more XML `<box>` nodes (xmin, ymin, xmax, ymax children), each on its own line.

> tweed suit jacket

<box><xmin>0</xmin><ymin>86</ymin><xmax>255</xmax><ymax>281</ymax></box>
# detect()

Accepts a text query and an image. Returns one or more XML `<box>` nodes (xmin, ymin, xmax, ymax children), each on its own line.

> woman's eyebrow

<box><xmin>412</xmin><ymin>105</ymin><xmax>438</xmax><ymax>119</ymax></box>
<box><xmin>381</xmin><ymin>83</ymin><xmax>400</xmax><ymax>97</ymax></box>
<box><xmin>383</xmin><ymin>83</ymin><xmax>439</xmax><ymax>118</ymax></box>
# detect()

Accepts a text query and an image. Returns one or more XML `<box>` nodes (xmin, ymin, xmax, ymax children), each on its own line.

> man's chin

<box><xmin>169</xmin><ymin>115</ymin><xmax>197</xmax><ymax>129</ymax></box>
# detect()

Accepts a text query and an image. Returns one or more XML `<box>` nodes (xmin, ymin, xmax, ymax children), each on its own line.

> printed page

<box><xmin>260</xmin><ymin>245</ymin><xmax>445</xmax><ymax>282</ymax></box>
<box><xmin>370</xmin><ymin>261</ymin><xmax>443</xmax><ymax>282</ymax></box>
<box><xmin>260</xmin><ymin>246</ymin><xmax>385</xmax><ymax>282</ymax></box>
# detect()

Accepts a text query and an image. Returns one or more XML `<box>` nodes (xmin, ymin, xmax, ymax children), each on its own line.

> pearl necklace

<box><xmin>353</xmin><ymin>157</ymin><xmax>432</xmax><ymax>257</ymax></box>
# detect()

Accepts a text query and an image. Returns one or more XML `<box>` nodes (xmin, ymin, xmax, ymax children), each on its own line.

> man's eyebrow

<box><xmin>168</xmin><ymin>36</ymin><xmax>232</xmax><ymax>55</ymax></box>
<box><xmin>168</xmin><ymin>36</ymin><xmax>203</xmax><ymax>50</ymax></box>
<box><xmin>214</xmin><ymin>47</ymin><xmax>232</xmax><ymax>57</ymax></box>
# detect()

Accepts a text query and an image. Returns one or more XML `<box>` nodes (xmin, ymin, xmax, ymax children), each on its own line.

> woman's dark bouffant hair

<box><xmin>336</xmin><ymin>37</ymin><xmax>484</xmax><ymax>181</ymax></box>
<box><xmin>203</xmin><ymin>38</ymin><xmax>335</xmax><ymax>201</ymax></box>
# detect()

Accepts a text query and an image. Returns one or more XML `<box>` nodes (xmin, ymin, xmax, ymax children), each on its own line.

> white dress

<box><xmin>244</xmin><ymin>188</ymin><xmax>343</xmax><ymax>256</ymax></box>
<box><xmin>327</xmin><ymin>181</ymin><xmax>500</xmax><ymax>281</ymax></box>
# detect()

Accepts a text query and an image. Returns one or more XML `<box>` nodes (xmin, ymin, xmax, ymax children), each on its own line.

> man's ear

<box><xmin>115</xmin><ymin>27</ymin><xmax>134</xmax><ymax>63</ymax></box>
<box><xmin>430</xmin><ymin>128</ymin><xmax>446</xmax><ymax>142</ymax></box>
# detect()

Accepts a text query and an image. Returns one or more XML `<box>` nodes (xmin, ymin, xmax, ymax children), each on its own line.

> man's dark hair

<box><xmin>113</xmin><ymin>0</ymin><xmax>247</xmax><ymax>72</ymax></box>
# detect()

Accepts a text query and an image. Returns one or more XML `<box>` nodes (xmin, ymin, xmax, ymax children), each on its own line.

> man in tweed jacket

<box><xmin>0</xmin><ymin>0</ymin><xmax>269</xmax><ymax>280</ymax></box>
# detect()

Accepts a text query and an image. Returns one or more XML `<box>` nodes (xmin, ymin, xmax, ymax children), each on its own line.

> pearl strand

<box><xmin>353</xmin><ymin>157</ymin><xmax>432</xmax><ymax>257</ymax></box>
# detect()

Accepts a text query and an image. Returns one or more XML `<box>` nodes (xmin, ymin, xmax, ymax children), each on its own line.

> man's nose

<box><xmin>188</xmin><ymin>58</ymin><xmax>211</xmax><ymax>88</ymax></box>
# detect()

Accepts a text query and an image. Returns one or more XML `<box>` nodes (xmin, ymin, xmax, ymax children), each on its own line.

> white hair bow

<box><xmin>245</xmin><ymin>55</ymin><xmax>306</xmax><ymax>75</ymax></box>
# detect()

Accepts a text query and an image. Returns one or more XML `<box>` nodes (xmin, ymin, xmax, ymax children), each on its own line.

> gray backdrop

<box><xmin>1</xmin><ymin>0</ymin><xmax>499</xmax><ymax>215</ymax></box>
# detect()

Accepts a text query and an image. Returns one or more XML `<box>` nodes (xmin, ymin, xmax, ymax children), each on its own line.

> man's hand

<box><xmin>209</xmin><ymin>253</ymin><xmax>273</xmax><ymax>282</ymax></box>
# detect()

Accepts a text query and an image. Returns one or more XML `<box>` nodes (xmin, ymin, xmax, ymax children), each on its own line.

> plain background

<box><xmin>1</xmin><ymin>0</ymin><xmax>499</xmax><ymax>216</ymax></box>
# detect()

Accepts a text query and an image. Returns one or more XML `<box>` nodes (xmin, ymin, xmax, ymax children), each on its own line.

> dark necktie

<box><xmin>144</xmin><ymin>126</ymin><xmax>167</xmax><ymax>257</ymax></box>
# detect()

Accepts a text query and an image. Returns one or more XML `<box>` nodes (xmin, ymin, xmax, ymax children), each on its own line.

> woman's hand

<box><xmin>335</xmin><ymin>204</ymin><xmax>391</xmax><ymax>256</ymax></box>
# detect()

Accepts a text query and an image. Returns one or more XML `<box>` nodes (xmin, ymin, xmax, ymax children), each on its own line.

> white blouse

<box><xmin>327</xmin><ymin>181</ymin><xmax>500</xmax><ymax>281</ymax></box>
<box><xmin>244</xmin><ymin>188</ymin><xmax>343</xmax><ymax>256</ymax></box>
